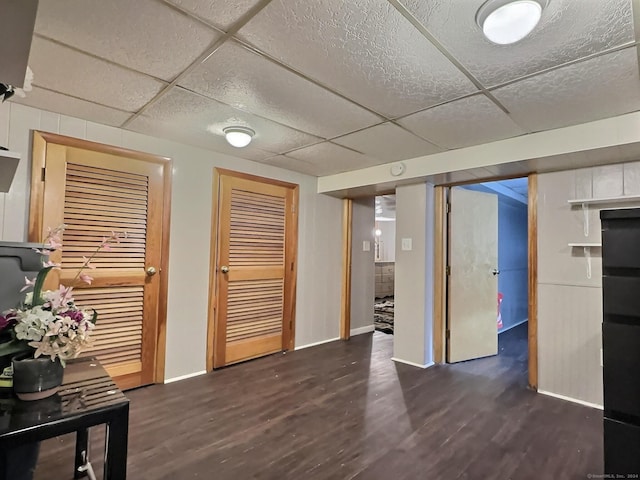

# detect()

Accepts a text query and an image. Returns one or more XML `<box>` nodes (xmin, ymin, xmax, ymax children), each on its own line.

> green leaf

<box><xmin>0</xmin><ymin>339</ymin><xmax>31</xmax><ymax>358</ymax></box>
<box><xmin>31</xmin><ymin>266</ymin><xmax>53</xmax><ymax>306</ymax></box>
<box><xmin>91</xmin><ymin>309</ymin><xmax>98</xmax><ymax>325</ymax></box>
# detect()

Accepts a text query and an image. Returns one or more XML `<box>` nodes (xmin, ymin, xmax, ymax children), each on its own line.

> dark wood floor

<box><xmin>35</xmin><ymin>323</ymin><xmax>602</xmax><ymax>479</ymax></box>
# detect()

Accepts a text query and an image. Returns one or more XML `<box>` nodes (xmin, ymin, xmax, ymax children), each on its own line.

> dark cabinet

<box><xmin>601</xmin><ymin>208</ymin><xmax>640</xmax><ymax>475</ymax></box>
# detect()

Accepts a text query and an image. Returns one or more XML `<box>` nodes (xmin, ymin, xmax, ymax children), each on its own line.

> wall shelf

<box><xmin>568</xmin><ymin>195</ymin><xmax>640</xmax><ymax>206</ymax></box>
<box><xmin>0</xmin><ymin>151</ymin><xmax>20</xmax><ymax>193</ymax></box>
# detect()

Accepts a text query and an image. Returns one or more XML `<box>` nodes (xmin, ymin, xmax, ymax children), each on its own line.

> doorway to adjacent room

<box><xmin>374</xmin><ymin>194</ymin><xmax>396</xmax><ymax>335</ymax></box>
<box><xmin>441</xmin><ymin>177</ymin><xmax>532</xmax><ymax>383</ymax></box>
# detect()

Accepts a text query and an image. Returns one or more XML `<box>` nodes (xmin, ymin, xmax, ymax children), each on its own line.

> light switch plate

<box><xmin>363</xmin><ymin>240</ymin><xmax>371</xmax><ymax>252</ymax></box>
<box><xmin>401</xmin><ymin>238</ymin><xmax>412</xmax><ymax>251</ymax></box>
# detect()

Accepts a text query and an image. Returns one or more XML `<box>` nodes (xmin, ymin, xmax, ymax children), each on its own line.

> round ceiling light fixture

<box><xmin>476</xmin><ymin>0</ymin><xmax>548</xmax><ymax>45</ymax></box>
<box><xmin>223</xmin><ymin>126</ymin><xmax>255</xmax><ymax>148</ymax></box>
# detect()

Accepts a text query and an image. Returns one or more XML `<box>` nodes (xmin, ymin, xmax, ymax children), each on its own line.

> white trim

<box><xmin>295</xmin><ymin>337</ymin><xmax>340</xmax><ymax>351</ymax></box>
<box><xmin>538</xmin><ymin>389</ymin><xmax>603</xmax><ymax>410</ymax></box>
<box><xmin>498</xmin><ymin>318</ymin><xmax>528</xmax><ymax>334</ymax></box>
<box><xmin>391</xmin><ymin>357</ymin><xmax>435</xmax><ymax>369</ymax></box>
<box><xmin>164</xmin><ymin>370</ymin><xmax>207</xmax><ymax>384</ymax></box>
<box><xmin>350</xmin><ymin>325</ymin><xmax>375</xmax><ymax>336</ymax></box>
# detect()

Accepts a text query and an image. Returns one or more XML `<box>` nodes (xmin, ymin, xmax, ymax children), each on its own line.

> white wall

<box><xmin>537</xmin><ymin>162</ymin><xmax>640</xmax><ymax>408</ymax></box>
<box><xmin>0</xmin><ymin>102</ymin><xmax>343</xmax><ymax>380</ymax></box>
<box><xmin>350</xmin><ymin>198</ymin><xmax>375</xmax><ymax>334</ymax></box>
<box><xmin>393</xmin><ymin>182</ymin><xmax>434</xmax><ymax>367</ymax></box>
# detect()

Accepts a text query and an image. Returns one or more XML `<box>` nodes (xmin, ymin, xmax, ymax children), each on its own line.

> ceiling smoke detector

<box><xmin>223</xmin><ymin>126</ymin><xmax>255</xmax><ymax>148</ymax></box>
<box><xmin>476</xmin><ymin>0</ymin><xmax>548</xmax><ymax>45</ymax></box>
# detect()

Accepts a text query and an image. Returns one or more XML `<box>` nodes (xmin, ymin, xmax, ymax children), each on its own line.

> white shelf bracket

<box><xmin>582</xmin><ymin>202</ymin><xmax>589</xmax><ymax>237</ymax></box>
<box><xmin>584</xmin><ymin>246</ymin><xmax>592</xmax><ymax>279</ymax></box>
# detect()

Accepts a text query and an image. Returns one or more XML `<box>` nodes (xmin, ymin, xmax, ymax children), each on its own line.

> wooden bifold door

<box><xmin>29</xmin><ymin>132</ymin><xmax>171</xmax><ymax>390</ymax></box>
<box><xmin>209</xmin><ymin>169</ymin><xmax>298</xmax><ymax>369</ymax></box>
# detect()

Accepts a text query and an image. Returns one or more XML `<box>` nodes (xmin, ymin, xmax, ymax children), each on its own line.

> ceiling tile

<box><xmin>397</xmin><ymin>95</ymin><xmax>526</xmax><ymax>149</ymax></box>
<box><xmin>261</xmin><ymin>155</ymin><xmax>323</xmax><ymax>176</ymax></box>
<box><xmin>237</xmin><ymin>0</ymin><xmax>477</xmax><ymax>118</ymax></box>
<box><xmin>11</xmin><ymin>87</ymin><xmax>132</xmax><ymax>127</ymax></box>
<box><xmin>333</xmin><ymin>122</ymin><xmax>442</xmax><ymax>161</ymax></box>
<box><xmin>131</xmin><ymin>87</ymin><xmax>321</xmax><ymax>155</ymax></box>
<box><xmin>286</xmin><ymin>142</ymin><xmax>385</xmax><ymax>175</ymax></box>
<box><xmin>492</xmin><ymin>48</ymin><xmax>640</xmax><ymax>133</ymax></box>
<box><xmin>127</xmin><ymin>114</ymin><xmax>275</xmax><ymax>161</ymax></box>
<box><xmin>28</xmin><ymin>37</ymin><xmax>166</xmax><ymax>112</ymax></box>
<box><xmin>34</xmin><ymin>0</ymin><xmax>221</xmax><ymax>81</ymax></box>
<box><xmin>166</xmin><ymin>0</ymin><xmax>261</xmax><ymax>31</ymax></box>
<box><xmin>398</xmin><ymin>0</ymin><xmax>634</xmax><ymax>87</ymax></box>
<box><xmin>179</xmin><ymin>41</ymin><xmax>382</xmax><ymax>138</ymax></box>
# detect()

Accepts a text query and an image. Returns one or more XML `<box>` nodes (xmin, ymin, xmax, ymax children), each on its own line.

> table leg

<box><xmin>103</xmin><ymin>403</ymin><xmax>129</xmax><ymax>480</ymax></box>
<box><xmin>74</xmin><ymin>429</ymin><xmax>89</xmax><ymax>479</ymax></box>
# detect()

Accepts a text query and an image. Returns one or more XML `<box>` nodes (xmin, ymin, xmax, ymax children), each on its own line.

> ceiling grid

<box><xmin>10</xmin><ymin>0</ymin><xmax>640</xmax><ymax>176</ymax></box>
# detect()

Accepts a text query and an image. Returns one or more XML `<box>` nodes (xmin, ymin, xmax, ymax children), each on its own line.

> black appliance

<box><xmin>601</xmin><ymin>208</ymin><xmax>640</xmax><ymax>475</ymax></box>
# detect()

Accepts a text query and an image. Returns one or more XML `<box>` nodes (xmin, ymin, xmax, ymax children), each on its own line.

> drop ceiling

<box><xmin>9</xmin><ymin>0</ymin><xmax>640</xmax><ymax>177</ymax></box>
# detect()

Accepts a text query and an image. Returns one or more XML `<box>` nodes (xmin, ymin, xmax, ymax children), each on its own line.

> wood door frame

<box><xmin>340</xmin><ymin>199</ymin><xmax>353</xmax><ymax>340</ymax></box>
<box><xmin>206</xmin><ymin>168</ymin><xmax>299</xmax><ymax>372</ymax></box>
<box><xmin>28</xmin><ymin>131</ymin><xmax>173</xmax><ymax>385</ymax></box>
<box><xmin>433</xmin><ymin>173</ymin><xmax>538</xmax><ymax>390</ymax></box>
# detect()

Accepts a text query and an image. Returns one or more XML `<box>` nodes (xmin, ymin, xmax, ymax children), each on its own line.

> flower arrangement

<box><xmin>0</xmin><ymin>225</ymin><xmax>125</xmax><ymax>366</ymax></box>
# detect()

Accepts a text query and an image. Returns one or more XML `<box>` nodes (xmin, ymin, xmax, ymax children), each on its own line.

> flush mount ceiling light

<box><xmin>223</xmin><ymin>126</ymin><xmax>255</xmax><ymax>148</ymax></box>
<box><xmin>476</xmin><ymin>0</ymin><xmax>548</xmax><ymax>45</ymax></box>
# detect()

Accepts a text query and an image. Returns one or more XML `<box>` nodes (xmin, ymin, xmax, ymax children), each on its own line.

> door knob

<box><xmin>492</xmin><ymin>269</ymin><xmax>500</xmax><ymax>276</ymax></box>
<box><xmin>220</xmin><ymin>266</ymin><xmax>229</xmax><ymax>273</ymax></box>
<box><xmin>146</xmin><ymin>266</ymin><xmax>157</xmax><ymax>276</ymax></box>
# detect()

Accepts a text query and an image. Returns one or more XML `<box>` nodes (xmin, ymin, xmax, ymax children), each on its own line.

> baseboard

<box><xmin>391</xmin><ymin>357</ymin><xmax>435</xmax><ymax>369</ymax></box>
<box><xmin>295</xmin><ymin>337</ymin><xmax>340</xmax><ymax>351</ymax></box>
<box><xmin>350</xmin><ymin>325</ymin><xmax>374</xmax><ymax>336</ymax></box>
<box><xmin>498</xmin><ymin>318</ymin><xmax>528</xmax><ymax>334</ymax></box>
<box><xmin>164</xmin><ymin>370</ymin><xmax>207</xmax><ymax>384</ymax></box>
<box><xmin>538</xmin><ymin>389</ymin><xmax>603</xmax><ymax>410</ymax></box>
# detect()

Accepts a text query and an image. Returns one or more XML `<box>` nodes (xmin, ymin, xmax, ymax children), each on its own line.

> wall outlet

<box><xmin>362</xmin><ymin>240</ymin><xmax>370</xmax><ymax>252</ymax></box>
<box><xmin>401</xmin><ymin>238</ymin><xmax>412</xmax><ymax>251</ymax></box>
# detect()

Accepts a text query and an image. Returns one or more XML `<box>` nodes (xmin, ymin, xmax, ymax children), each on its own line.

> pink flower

<box><xmin>43</xmin><ymin>260</ymin><xmax>61</xmax><ymax>269</ymax></box>
<box><xmin>79</xmin><ymin>274</ymin><xmax>93</xmax><ymax>285</ymax></box>
<box><xmin>20</xmin><ymin>276</ymin><xmax>36</xmax><ymax>292</ymax></box>
<box><xmin>0</xmin><ymin>312</ymin><xmax>16</xmax><ymax>331</ymax></box>
<box><xmin>50</xmin><ymin>285</ymin><xmax>73</xmax><ymax>309</ymax></box>
<box><xmin>101</xmin><ymin>238</ymin><xmax>112</xmax><ymax>251</ymax></box>
<box><xmin>82</xmin><ymin>256</ymin><xmax>96</xmax><ymax>269</ymax></box>
<box><xmin>46</xmin><ymin>238</ymin><xmax>62</xmax><ymax>249</ymax></box>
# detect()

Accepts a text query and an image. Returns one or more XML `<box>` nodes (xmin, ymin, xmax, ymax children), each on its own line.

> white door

<box><xmin>448</xmin><ymin>187</ymin><xmax>499</xmax><ymax>363</ymax></box>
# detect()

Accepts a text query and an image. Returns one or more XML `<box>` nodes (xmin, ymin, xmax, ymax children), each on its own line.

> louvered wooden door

<box><xmin>30</xmin><ymin>132</ymin><xmax>171</xmax><ymax>390</ymax></box>
<box><xmin>212</xmin><ymin>171</ymin><xmax>298</xmax><ymax>368</ymax></box>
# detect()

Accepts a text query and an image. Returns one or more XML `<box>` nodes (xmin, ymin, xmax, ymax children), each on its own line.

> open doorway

<box><xmin>374</xmin><ymin>195</ymin><xmax>395</xmax><ymax>335</ymax></box>
<box><xmin>446</xmin><ymin>178</ymin><xmax>529</xmax><ymax>376</ymax></box>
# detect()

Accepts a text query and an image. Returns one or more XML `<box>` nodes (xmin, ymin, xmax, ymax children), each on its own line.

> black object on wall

<box><xmin>601</xmin><ymin>208</ymin><xmax>640</xmax><ymax>475</ymax></box>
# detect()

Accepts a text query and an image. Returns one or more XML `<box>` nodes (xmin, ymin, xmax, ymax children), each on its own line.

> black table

<box><xmin>0</xmin><ymin>358</ymin><xmax>129</xmax><ymax>479</ymax></box>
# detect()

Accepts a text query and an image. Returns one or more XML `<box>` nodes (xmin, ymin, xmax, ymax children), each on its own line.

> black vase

<box><xmin>11</xmin><ymin>354</ymin><xmax>64</xmax><ymax>401</ymax></box>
